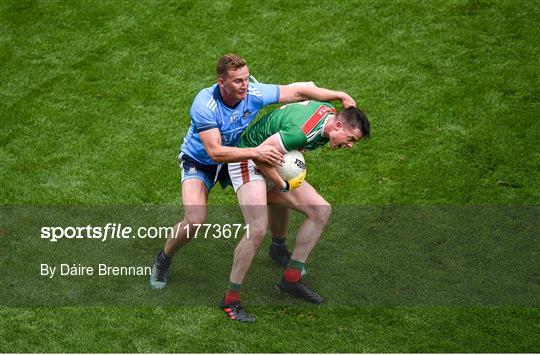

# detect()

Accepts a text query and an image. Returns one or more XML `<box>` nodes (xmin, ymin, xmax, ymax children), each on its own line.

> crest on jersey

<box><xmin>242</xmin><ymin>110</ymin><xmax>251</xmax><ymax>119</ymax></box>
<box><xmin>187</xmin><ymin>167</ymin><xmax>197</xmax><ymax>175</ymax></box>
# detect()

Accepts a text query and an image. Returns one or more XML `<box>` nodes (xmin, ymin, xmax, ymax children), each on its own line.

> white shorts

<box><xmin>228</xmin><ymin>160</ymin><xmax>274</xmax><ymax>192</ymax></box>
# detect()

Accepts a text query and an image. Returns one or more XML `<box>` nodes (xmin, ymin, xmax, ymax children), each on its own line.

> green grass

<box><xmin>1</xmin><ymin>307</ymin><xmax>538</xmax><ymax>353</ymax></box>
<box><xmin>1</xmin><ymin>0</ymin><xmax>539</xmax><ymax>352</ymax></box>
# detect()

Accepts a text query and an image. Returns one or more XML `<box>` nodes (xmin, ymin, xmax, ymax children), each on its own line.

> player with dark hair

<box><xmin>150</xmin><ymin>54</ymin><xmax>357</xmax><ymax>289</ymax></box>
<box><xmin>222</xmin><ymin>100</ymin><xmax>370</xmax><ymax>322</ymax></box>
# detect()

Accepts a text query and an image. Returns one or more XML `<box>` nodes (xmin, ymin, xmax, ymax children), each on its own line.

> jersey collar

<box><xmin>321</xmin><ymin>114</ymin><xmax>333</xmax><ymax>137</ymax></box>
<box><xmin>212</xmin><ymin>84</ymin><xmax>223</xmax><ymax>103</ymax></box>
<box><xmin>213</xmin><ymin>84</ymin><xmax>243</xmax><ymax>109</ymax></box>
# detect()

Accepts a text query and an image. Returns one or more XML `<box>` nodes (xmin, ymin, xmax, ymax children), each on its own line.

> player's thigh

<box><xmin>268</xmin><ymin>205</ymin><xmax>289</xmax><ymax>223</ymax></box>
<box><xmin>267</xmin><ymin>181</ymin><xmax>331</xmax><ymax>220</ymax></box>
<box><xmin>268</xmin><ymin>205</ymin><xmax>289</xmax><ymax>235</ymax></box>
<box><xmin>181</xmin><ymin>179</ymin><xmax>208</xmax><ymax>224</ymax></box>
<box><xmin>237</xmin><ymin>180</ymin><xmax>268</xmax><ymax>237</ymax></box>
<box><xmin>267</xmin><ymin>181</ymin><xmax>326</xmax><ymax>206</ymax></box>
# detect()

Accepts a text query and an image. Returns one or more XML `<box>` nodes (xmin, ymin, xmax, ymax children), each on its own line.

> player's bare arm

<box><xmin>278</xmin><ymin>85</ymin><xmax>356</xmax><ymax>108</ymax></box>
<box><xmin>200</xmin><ymin>128</ymin><xmax>284</xmax><ymax>165</ymax></box>
<box><xmin>256</xmin><ymin>161</ymin><xmax>287</xmax><ymax>190</ymax></box>
<box><xmin>252</xmin><ymin>134</ymin><xmax>289</xmax><ymax>189</ymax></box>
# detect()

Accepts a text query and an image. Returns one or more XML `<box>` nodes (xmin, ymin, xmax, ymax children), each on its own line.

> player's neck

<box><xmin>220</xmin><ymin>88</ymin><xmax>241</xmax><ymax>109</ymax></box>
<box><xmin>322</xmin><ymin>115</ymin><xmax>334</xmax><ymax>137</ymax></box>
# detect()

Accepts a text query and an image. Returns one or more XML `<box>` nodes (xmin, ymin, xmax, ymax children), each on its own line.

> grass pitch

<box><xmin>1</xmin><ymin>0</ymin><xmax>539</xmax><ymax>352</ymax></box>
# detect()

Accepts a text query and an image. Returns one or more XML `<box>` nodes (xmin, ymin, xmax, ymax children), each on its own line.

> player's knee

<box><xmin>240</xmin><ymin>225</ymin><xmax>266</xmax><ymax>250</ymax></box>
<box><xmin>309</xmin><ymin>202</ymin><xmax>332</xmax><ymax>225</ymax></box>
<box><xmin>183</xmin><ymin>212</ymin><xmax>207</xmax><ymax>226</ymax></box>
<box><xmin>246</xmin><ymin>225</ymin><xmax>267</xmax><ymax>248</ymax></box>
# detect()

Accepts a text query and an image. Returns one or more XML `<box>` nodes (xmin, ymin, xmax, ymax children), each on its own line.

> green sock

<box><xmin>287</xmin><ymin>259</ymin><xmax>305</xmax><ymax>270</ymax></box>
<box><xmin>228</xmin><ymin>281</ymin><xmax>241</xmax><ymax>291</ymax></box>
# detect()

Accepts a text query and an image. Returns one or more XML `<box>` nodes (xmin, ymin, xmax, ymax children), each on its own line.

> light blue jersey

<box><xmin>179</xmin><ymin>82</ymin><xmax>280</xmax><ymax>165</ymax></box>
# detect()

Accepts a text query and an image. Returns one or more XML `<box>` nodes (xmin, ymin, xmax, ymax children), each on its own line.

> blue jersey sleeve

<box><xmin>248</xmin><ymin>82</ymin><xmax>280</xmax><ymax>108</ymax></box>
<box><xmin>190</xmin><ymin>102</ymin><xmax>218</xmax><ymax>133</ymax></box>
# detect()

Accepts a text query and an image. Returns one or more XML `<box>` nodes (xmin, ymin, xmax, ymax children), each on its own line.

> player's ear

<box><xmin>335</xmin><ymin>120</ymin><xmax>343</xmax><ymax>129</ymax></box>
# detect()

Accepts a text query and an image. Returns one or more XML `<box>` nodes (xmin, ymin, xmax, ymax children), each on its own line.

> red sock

<box><xmin>224</xmin><ymin>288</ymin><xmax>240</xmax><ymax>304</ymax></box>
<box><xmin>283</xmin><ymin>267</ymin><xmax>301</xmax><ymax>283</ymax></box>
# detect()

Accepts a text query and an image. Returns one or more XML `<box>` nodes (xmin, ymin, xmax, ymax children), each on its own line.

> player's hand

<box><xmin>281</xmin><ymin>170</ymin><xmax>306</xmax><ymax>192</ymax></box>
<box><xmin>253</xmin><ymin>145</ymin><xmax>284</xmax><ymax>166</ymax></box>
<box><xmin>339</xmin><ymin>92</ymin><xmax>356</xmax><ymax>108</ymax></box>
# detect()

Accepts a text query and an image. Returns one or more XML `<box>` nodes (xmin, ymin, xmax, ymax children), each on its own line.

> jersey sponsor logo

<box><xmin>302</xmin><ymin>105</ymin><xmax>336</xmax><ymax>135</ymax></box>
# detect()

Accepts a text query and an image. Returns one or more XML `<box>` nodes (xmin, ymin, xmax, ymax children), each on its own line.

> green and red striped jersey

<box><xmin>237</xmin><ymin>100</ymin><xmax>335</xmax><ymax>152</ymax></box>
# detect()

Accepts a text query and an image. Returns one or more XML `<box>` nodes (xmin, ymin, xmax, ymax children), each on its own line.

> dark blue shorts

<box><xmin>179</xmin><ymin>153</ymin><xmax>231</xmax><ymax>191</ymax></box>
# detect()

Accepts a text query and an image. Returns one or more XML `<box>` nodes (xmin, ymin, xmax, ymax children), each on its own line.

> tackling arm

<box><xmin>278</xmin><ymin>84</ymin><xmax>356</xmax><ymax>108</ymax></box>
<box><xmin>200</xmin><ymin>129</ymin><xmax>283</xmax><ymax>165</ymax></box>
